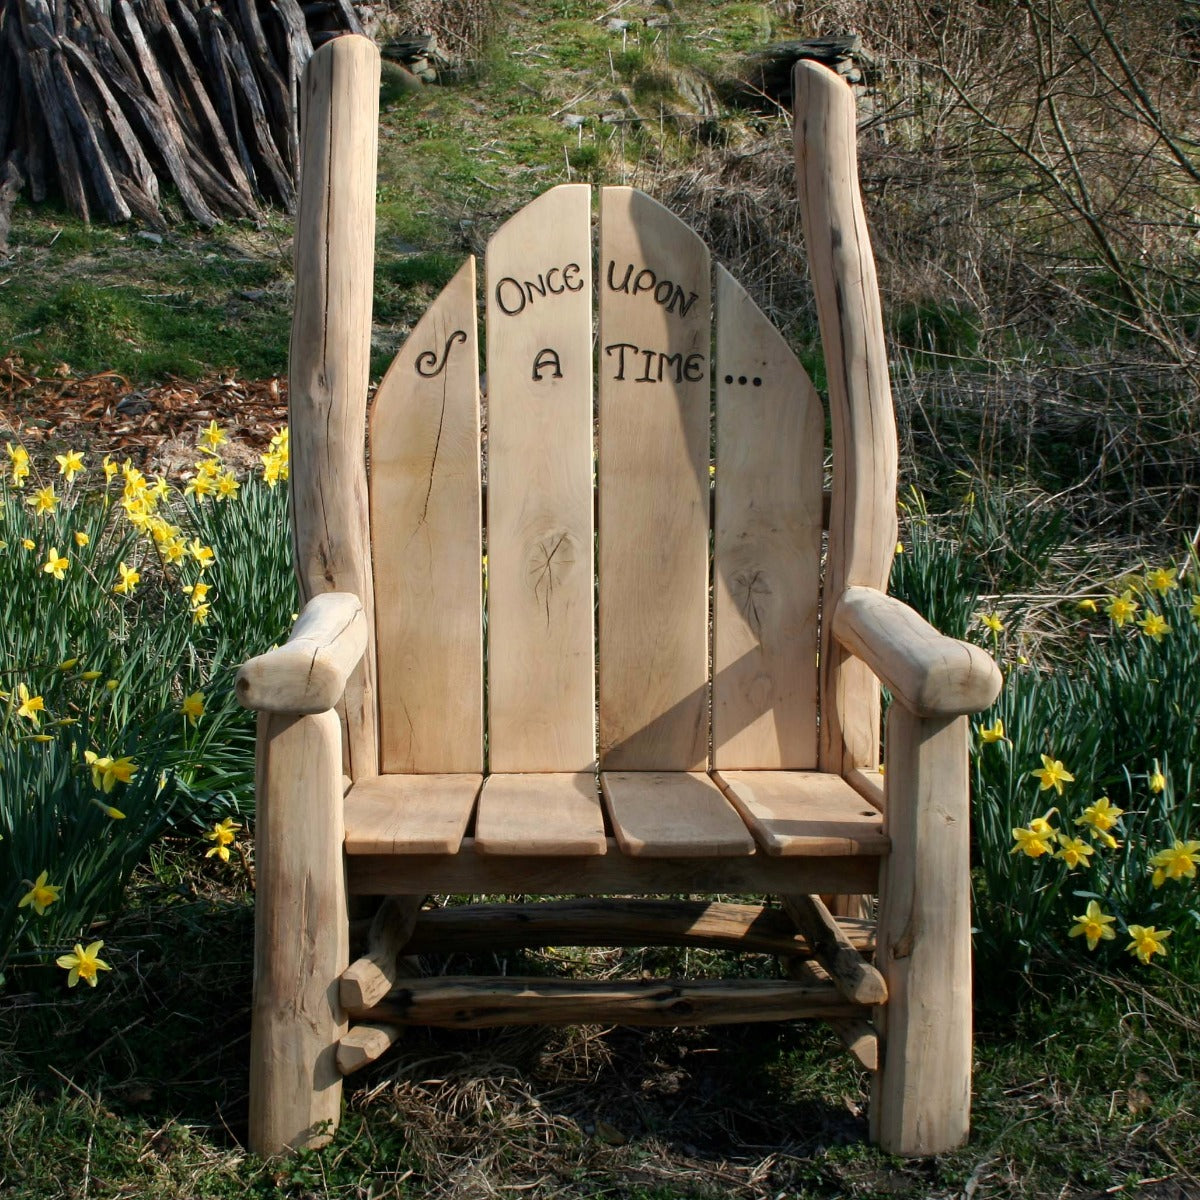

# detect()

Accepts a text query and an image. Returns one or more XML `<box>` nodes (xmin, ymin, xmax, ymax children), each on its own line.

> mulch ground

<box><xmin>0</xmin><ymin>354</ymin><xmax>290</xmax><ymax>477</ymax></box>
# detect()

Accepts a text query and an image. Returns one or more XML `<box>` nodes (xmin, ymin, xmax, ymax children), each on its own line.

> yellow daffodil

<box><xmin>122</xmin><ymin>462</ymin><xmax>146</xmax><ymax>494</ymax></box>
<box><xmin>191</xmin><ymin>602</ymin><xmax>211</xmax><ymax>625</ymax></box>
<box><xmin>189</xmin><ymin>539</ymin><xmax>214</xmax><ymax>569</ymax></box>
<box><xmin>1030</xmin><ymin>754</ymin><xmax>1075</xmax><ymax>794</ymax></box>
<box><xmin>15</xmin><ymin>684</ymin><xmax>45</xmax><ymax>725</ymax></box>
<box><xmin>184</xmin><ymin>581</ymin><xmax>210</xmax><ymax>606</ymax></box>
<box><xmin>1144</xmin><ymin>566</ymin><xmax>1177</xmax><ymax>595</ymax></box>
<box><xmin>1055</xmin><ymin>834</ymin><xmax>1094</xmax><ymax>870</ymax></box>
<box><xmin>1011</xmin><ymin>812</ymin><xmax>1057</xmax><ymax>858</ymax></box>
<box><xmin>164</xmin><ymin>538</ymin><xmax>186</xmax><ymax>564</ymax></box>
<box><xmin>185</xmin><ymin>473</ymin><xmax>215</xmax><ymax>500</ymax></box>
<box><xmin>102</xmin><ymin>455</ymin><xmax>118</xmax><ymax>483</ymax></box>
<box><xmin>20</xmin><ymin>537</ymin><xmax>34</xmax><ymax>551</ymax></box>
<box><xmin>1068</xmin><ymin>900</ymin><xmax>1116</xmax><ymax>950</ymax></box>
<box><xmin>1149</xmin><ymin>839</ymin><xmax>1200</xmax><ymax>888</ymax></box>
<box><xmin>89</xmin><ymin>798</ymin><xmax>126</xmax><ymax>819</ymax></box>
<box><xmin>29</xmin><ymin>485</ymin><xmax>58</xmax><ymax>516</ymax></box>
<box><xmin>194</xmin><ymin>457</ymin><xmax>221</xmax><ymax>480</ymax></box>
<box><xmin>113</xmin><ymin>561</ymin><xmax>140</xmax><ymax>595</ymax></box>
<box><xmin>199</xmin><ymin>420</ymin><xmax>227</xmax><ymax>451</ymax></box>
<box><xmin>894</xmin><ymin>542</ymin><xmax>904</xmax><ymax>555</ymax></box>
<box><xmin>84</xmin><ymin>750</ymin><xmax>138</xmax><ymax>792</ymax></box>
<box><xmin>205</xmin><ymin>816</ymin><xmax>241</xmax><ymax>862</ymax></box>
<box><xmin>7</xmin><ymin>442</ymin><xmax>30</xmax><ymax>487</ymax></box>
<box><xmin>1148</xmin><ymin>762</ymin><xmax>1166</xmax><ymax>794</ymax></box>
<box><xmin>181</xmin><ymin>691</ymin><xmax>205</xmax><ymax>725</ymax></box>
<box><xmin>18</xmin><ymin>870</ymin><xmax>62</xmax><ymax>916</ymax></box>
<box><xmin>81</xmin><ymin>670</ymin><xmax>102</xmax><ymax>682</ymax></box>
<box><xmin>57</xmin><ymin>658</ymin><xmax>78</xmax><ymax>671</ymax></box>
<box><xmin>1138</xmin><ymin>612</ymin><xmax>1170</xmax><ymax>640</ymax></box>
<box><xmin>1126</xmin><ymin>924</ymin><xmax>1171</xmax><ymax>965</ymax></box>
<box><xmin>73</xmin><ymin>530</ymin><xmax>89</xmax><ymax>547</ymax></box>
<box><xmin>1076</xmin><ymin>795</ymin><xmax>1123</xmax><ymax>833</ymax></box>
<box><xmin>978</xmin><ymin>717</ymin><xmax>1007</xmax><ymax>744</ymax></box>
<box><xmin>215</xmin><ymin>472</ymin><xmax>240</xmax><ymax>500</ymax></box>
<box><xmin>56</xmin><ymin>940</ymin><xmax>112</xmax><ymax>987</ymax></box>
<box><xmin>42</xmin><ymin>548</ymin><xmax>69</xmax><ymax>581</ymax></box>
<box><xmin>1076</xmin><ymin>598</ymin><xmax>1097</xmax><ymax>613</ymax></box>
<box><xmin>55</xmin><ymin>450</ymin><xmax>85</xmax><ymax>481</ymax></box>
<box><xmin>1105</xmin><ymin>592</ymin><xmax>1139</xmax><ymax>627</ymax></box>
<box><xmin>978</xmin><ymin>612</ymin><xmax>1004</xmax><ymax>634</ymax></box>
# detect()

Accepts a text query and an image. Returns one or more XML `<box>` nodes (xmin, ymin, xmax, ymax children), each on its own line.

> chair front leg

<box><xmin>249</xmin><ymin>709</ymin><xmax>349</xmax><ymax>1156</ymax></box>
<box><xmin>871</xmin><ymin>705</ymin><xmax>972</xmax><ymax>1156</ymax></box>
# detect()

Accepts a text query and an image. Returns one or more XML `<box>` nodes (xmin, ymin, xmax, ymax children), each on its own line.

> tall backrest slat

<box><xmin>289</xmin><ymin>35</ymin><xmax>379</xmax><ymax>780</ymax></box>
<box><xmin>486</xmin><ymin>184</ymin><xmax>595</xmax><ymax>772</ymax></box>
<box><xmin>712</xmin><ymin>265</ymin><xmax>823</xmax><ymax>770</ymax></box>
<box><xmin>794</xmin><ymin>61</ymin><xmax>898</xmax><ymax>775</ymax></box>
<box><xmin>369</xmin><ymin>257</ymin><xmax>483</xmax><ymax>773</ymax></box>
<box><xmin>598</xmin><ymin>187</ymin><xmax>711</xmax><ymax>771</ymax></box>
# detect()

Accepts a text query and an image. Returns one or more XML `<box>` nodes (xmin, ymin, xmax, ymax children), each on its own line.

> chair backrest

<box><xmin>287</xmin><ymin>39</ymin><xmax>897</xmax><ymax>785</ymax></box>
<box><xmin>368</xmin><ymin>183</ymin><xmax>825</xmax><ymax>777</ymax></box>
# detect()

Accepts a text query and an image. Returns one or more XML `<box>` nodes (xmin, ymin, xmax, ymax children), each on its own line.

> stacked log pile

<box><xmin>0</xmin><ymin>0</ymin><xmax>366</xmax><ymax>229</ymax></box>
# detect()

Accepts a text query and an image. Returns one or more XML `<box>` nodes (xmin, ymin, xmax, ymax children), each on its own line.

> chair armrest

<box><xmin>236</xmin><ymin>592</ymin><xmax>368</xmax><ymax>714</ymax></box>
<box><xmin>831</xmin><ymin>586</ymin><xmax>1002</xmax><ymax>717</ymax></box>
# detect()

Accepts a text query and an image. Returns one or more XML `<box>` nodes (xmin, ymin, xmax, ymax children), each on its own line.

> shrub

<box><xmin>0</xmin><ymin>426</ymin><xmax>294</xmax><ymax>988</ymax></box>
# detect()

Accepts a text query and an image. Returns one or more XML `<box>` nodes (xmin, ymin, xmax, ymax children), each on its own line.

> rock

<box><xmin>136</xmin><ymin>231</ymin><xmax>164</xmax><ymax>245</ymax></box>
<box><xmin>563</xmin><ymin>114</ymin><xmax>586</xmax><ymax>129</ymax></box>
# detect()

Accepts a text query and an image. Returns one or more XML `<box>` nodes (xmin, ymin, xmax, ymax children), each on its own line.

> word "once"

<box><xmin>494</xmin><ymin>263</ymin><xmax>584</xmax><ymax>315</ymax></box>
<box><xmin>605</xmin><ymin>342</ymin><xmax>706</xmax><ymax>384</ymax></box>
<box><xmin>606</xmin><ymin>261</ymin><xmax>699</xmax><ymax>318</ymax></box>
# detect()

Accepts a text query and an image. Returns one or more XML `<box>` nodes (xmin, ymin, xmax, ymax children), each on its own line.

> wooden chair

<box><xmin>237</xmin><ymin>35</ymin><xmax>1001</xmax><ymax>1160</ymax></box>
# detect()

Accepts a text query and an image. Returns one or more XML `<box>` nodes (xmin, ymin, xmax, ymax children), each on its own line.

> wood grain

<box><xmin>236</xmin><ymin>593</ymin><xmax>367</xmax><ymax>714</ymax></box>
<box><xmin>872</xmin><ymin>708</ymin><xmax>972</xmax><ymax>1156</ymax></box>
<box><xmin>832</xmin><ymin>586</ymin><xmax>1003</xmax><ymax>717</ymax></box>
<box><xmin>475</xmin><ymin>773</ymin><xmax>607</xmax><ymax>855</ymax></box>
<box><xmin>339</xmin><ymin>895</ymin><xmax>424</xmax><ymax>1011</ymax></box>
<box><xmin>343</xmin><ymin>774</ymin><xmax>481</xmax><ymax>855</ymax></box>
<box><xmin>793</xmin><ymin>59</ymin><xmax>897</xmax><ymax>776</ymax></box>
<box><xmin>371</xmin><ymin>256</ymin><xmax>483</xmax><ymax>773</ymax></box>
<box><xmin>485</xmin><ymin>184</ymin><xmax>595</xmax><ymax>772</ymax></box>
<box><xmin>289</xmin><ymin>36</ymin><xmax>380</xmax><ymax>780</ymax></box>
<box><xmin>713</xmin><ymin>264</ymin><xmax>823</xmax><ymax>769</ymax></box>
<box><xmin>336</xmin><ymin>1023</ymin><xmax>402</xmax><ymax>1075</ymax></box>
<box><xmin>361</xmin><ymin>976</ymin><xmax>859</xmax><ymax>1028</ymax></box>
<box><xmin>712</xmin><ymin>770</ymin><xmax>889</xmax><ymax>857</ymax></box>
<box><xmin>598</xmin><ymin>186</ymin><xmax>711</xmax><ymax>771</ymax></box>
<box><xmin>781</xmin><ymin>892</ymin><xmax>887</xmax><ymax>1004</ymax></box>
<box><xmin>601</xmin><ymin>772</ymin><xmax>755</xmax><ymax>857</ymax></box>
<box><xmin>249</xmin><ymin>710</ymin><xmax>347</xmax><ymax>1155</ymax></box>
<box><xmin>349</xmin><ymin>842</ymin><xmax>880</xmax><ymax>897</ymax></box>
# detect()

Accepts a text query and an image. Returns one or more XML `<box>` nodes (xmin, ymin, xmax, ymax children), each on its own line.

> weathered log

<box><xmin>226</xmin><ymin>26</ymin><xmax>295</xmax><ymax>207</ymax></box>
<box><xmin>28</xmin><ymin>47</ymin><xmax>91</xmax><ymax>219</ymax></box>
<box><xmin>339</xmin><ymin>895</ymin><xmax>425</xmax><ymax>1012</ymax></box>
<box><xmin>0</xmin><ymin>156</ymin><xmax>25</xmax><ymax>252</ymax></box>
<box><xmin>401</xmin><ymin>899</ymin><xmax>875</xmax><ymax>957</ymax></box>
<box><xmin>336</xmin><ymin>1022</ymin><xmax>402</xmax><ymax>1075</ymax></box>
<box><xmin>52</xmin><ymin>50</ymin><xmax>131</xmax><ymax>222</ymax></box>
<box><xmin>781</xmin><ymin>893</ymin><xmax>887</xmax><ymax>1006</ymax></box>
<box><xmin>360</xmin><ymin>976</ymin><xmax>862</xmax><ymax>1029</ymax></box>
<box><xmin>784</xmin><ymin>957</ymin><xmax>878</xmax><ymax>1070</ymax></box>
<box><xmin>60</xmin><ymin>38</ymin><xmax>161</xmax><ymax>207</ymax></box>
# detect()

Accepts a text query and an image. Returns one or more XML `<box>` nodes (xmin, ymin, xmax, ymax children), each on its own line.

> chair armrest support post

<box><xmin>831</xmin><ymin>586</ymin><xmax>1001</xmax><ymax>717</ymax></box>
<box><xmin>236</xmin><ymin>592</ymin><xmax>368</xmax><ymax>714</ymax></box>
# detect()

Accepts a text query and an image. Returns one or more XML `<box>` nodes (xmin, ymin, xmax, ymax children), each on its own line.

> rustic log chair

<box><xmin>236</xmin><ymin>35</ymin><xmax>1002</xmax><ymax>1159</ymax></box>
